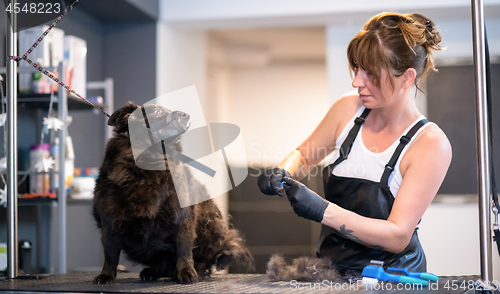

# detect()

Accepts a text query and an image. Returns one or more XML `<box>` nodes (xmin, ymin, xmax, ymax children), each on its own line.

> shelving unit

<box><xmin>2</xmin><ymin>0</ymin><xmax>157</xmax><ymax>277</ymax></box>
<box><xmin>0</xmin><ymin>61</ymin><xmax>112</xmax><ymax>274</ymax></box>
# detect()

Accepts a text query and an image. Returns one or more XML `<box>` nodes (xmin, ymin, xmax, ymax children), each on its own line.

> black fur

<box><xmin>266</xmin><ymin>254</ymin><xmax>362</xmax><ymax>282</ymax></box>
<box><xmin>267</xmin><ymin>254</ymin><xmax>339</xmax><ymax>282</ymax></box>
<box><xmin>93</xmin><ymin>102</ymin><xmax>253</xmax><ymax>284</ymax></box>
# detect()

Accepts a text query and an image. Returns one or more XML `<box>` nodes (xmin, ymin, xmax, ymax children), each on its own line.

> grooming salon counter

<box><xmin>0</xmin><ymin>271</ymin><xmax>480</xmax><ymax>293</ymax></box>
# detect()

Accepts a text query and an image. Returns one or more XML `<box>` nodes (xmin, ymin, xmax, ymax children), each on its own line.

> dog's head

<box><xmin>108</xmin><ymin>102</ymin><xmax>192</xmax><ymax>171</ymax></box>
<box><xmin>108</xmin><ymin>102</ymin><xmax>139</xmax><ymax>134</ymax></box>
<box><xmin>108</xmin><ymin>102</ymin><xmax>191</xmax><ymax>145</ymax></box>
<box><xmin>143</xmin><ymin>104</ymin><xmax>191</xmax><ymax>145</ymax></box>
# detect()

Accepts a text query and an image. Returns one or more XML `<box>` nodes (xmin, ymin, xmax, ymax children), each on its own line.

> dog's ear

<box><xmin>108</xmin><ymin>102</ymin><xmax>139</xmax><ymax>134</ymax></box>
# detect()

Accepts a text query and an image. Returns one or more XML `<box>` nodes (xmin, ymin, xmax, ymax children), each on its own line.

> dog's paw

<box><xmin>93</xmin><ymin>274</ymin><xmax>114</xmax><ymax>284</ymax></box>
<box><xmin>140</xmin><ymin>268</ymin><xmax>159</xmax><ymax>281</ymax></box>
<box><xmin>177</xmin><ymin>266</ymin><xmax>198</xmax><ymax>284</ymax></box>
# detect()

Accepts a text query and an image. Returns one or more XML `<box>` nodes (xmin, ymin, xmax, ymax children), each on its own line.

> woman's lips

<box><xmin>359</xmin><ymin>94</ymin><xmax>371</xmax><ymax>99</ymax></box>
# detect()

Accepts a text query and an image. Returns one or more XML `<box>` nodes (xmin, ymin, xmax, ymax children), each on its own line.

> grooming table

<box><xmin>0</xmin><ymin>272</ymin><xmax>480</xmax><ymax>293</ymax></box>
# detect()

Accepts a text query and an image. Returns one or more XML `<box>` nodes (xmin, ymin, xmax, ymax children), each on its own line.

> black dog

<box><xmin>92</xmin><ymin>102</ymin><xmax>253</xmax><ymax>284</ymax></box>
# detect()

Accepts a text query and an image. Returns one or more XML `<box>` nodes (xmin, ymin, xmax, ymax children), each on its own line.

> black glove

<box><xmin>282</xmin><ymin>177</ymin><xmax>329</xmax><ymax>223</ymax></box>
<box><xmin>258</xmin><ymin>168</ymin><xmax>291</xmax><ymax>197</ymax></box>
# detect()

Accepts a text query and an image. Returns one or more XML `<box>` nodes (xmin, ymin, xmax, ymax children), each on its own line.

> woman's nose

<box><xmin>351</xmin><ymin>69</ymin><xmax>365</xmax><ymax>88</ymax></box>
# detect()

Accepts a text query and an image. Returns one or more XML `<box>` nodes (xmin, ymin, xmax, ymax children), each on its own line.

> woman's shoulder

<box><xmin>400</xmin><ymin>123</ymin><xmax>452</xmax><ymax>177</ymax></box>
<box><xmin>415</xmin><ymin>121</ymin><xmax>450</xmax><ymax>147</ymax></box>
<box><xmin>414</xmin><ymin>124</ymin><xmax>452</xmax><ymax>156</ymax></box>
<box><xmin>332</xmin><ymin>91</ymin><xmax>362</xmax><ymax>110</ymax></box>
<box><xmin>328</xmin><ymin>92</ymin><xmax>363</xmax><ymax>121</ymax></box>
<box><xmin>321</xmin><ymin>92</ymin><xmax>363</xmax><ymax>144</ymax></box>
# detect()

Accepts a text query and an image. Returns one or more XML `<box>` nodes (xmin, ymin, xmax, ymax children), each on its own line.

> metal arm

<box><xmin>471</xmin><ymin>0</ymin><xmax>493</xmax><ymax>282</ymax></box>
<box><xmin>57</xmin><ymin>62</ymin><xmax>67</xmax><ymax>274</ymax></box>
<box><xmin>6</xmin><ymin>0</ymin><xmax>18</xmax><ymax>279</ymax></box>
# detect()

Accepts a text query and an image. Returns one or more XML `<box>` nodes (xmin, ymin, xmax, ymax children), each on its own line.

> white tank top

<box><xmin>328</xmin><ymin>106</ymin><xmax>435</xmax><ymax>197</ymax></box>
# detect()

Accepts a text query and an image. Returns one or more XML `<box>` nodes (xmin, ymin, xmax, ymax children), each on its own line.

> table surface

<box><xmin>0</xmin><ymin>272</ymin><xmax>483</xmax><ymax>293</ymax></box>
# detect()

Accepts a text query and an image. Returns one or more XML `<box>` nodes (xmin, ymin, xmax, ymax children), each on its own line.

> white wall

<box><xmin>419</xmin><ymin>200</ymin><xmax>500</xmax><ymax>278</ymax></box>
<box><xmin>160</xmin><ymin>0</ymin><xmax>500</xmax><ymax>29</ymax></box>
<box><xmin>437</xmin><ymin>18</ymin><xmax>500</xmax><ymax>60</ymax></box>
<box><xmin>227</xmin><ymin>62</ymin><xmax>329</xmax><ymax>168</ymax></box>
<box><xmin>418</xmin><ymin>202</ymin><xmax>481</xmax><ymax>276</ymax></box>
<box><xmin>325</xmin><ymin>24</ymin><xmax>362</xmax><ymax>105</ymax></box>
<box><xmin>156</xmin><ymin>23</ymin><xmax>206</xmax><ymax>101</ymax></box>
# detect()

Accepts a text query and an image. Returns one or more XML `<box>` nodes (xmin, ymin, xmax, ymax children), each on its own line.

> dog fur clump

<box><xmin>92</xmin><ymin>102</ymin><xmax>253</xmax><ymax>284</ymax></box>
<box><xmin>266</xmin><ymin>254</ymin><xmax>341</xmax><ymax>282</ymax></box>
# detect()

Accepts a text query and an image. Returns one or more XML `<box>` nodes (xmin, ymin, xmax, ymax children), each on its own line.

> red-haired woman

<box><xmin>258</xmin><ymin>12</ymin><xmax>451</xmax><ymax>273</ymax></box>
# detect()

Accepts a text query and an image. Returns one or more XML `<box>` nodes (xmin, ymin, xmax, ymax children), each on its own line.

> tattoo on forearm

<box><xmin>339</xmin><ymin>225</ymin><xmax>385</xmax><ymax>251</ymax></box>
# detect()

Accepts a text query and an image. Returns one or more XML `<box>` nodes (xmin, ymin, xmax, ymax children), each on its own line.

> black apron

<box><xmin>317</xmin><ymin>108</ymin><xmax>428</xmax><ymax>273</ymax></box>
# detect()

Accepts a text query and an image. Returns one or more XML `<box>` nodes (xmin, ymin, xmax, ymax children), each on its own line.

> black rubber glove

<box><xmin>282</xmin><ymin>177</ymin><xmax>329</xmax><ymax>223</ymax></box>
<box><xmin>257</xmin><ymin>167</ymin><xmax>291</xmax><ymax>197</ymax></box>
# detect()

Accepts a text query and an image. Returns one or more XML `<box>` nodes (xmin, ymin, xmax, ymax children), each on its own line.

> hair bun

<box><xmin>408</xmin><ymin>13</ymin><xmax>441</xmax><ymax>49</ymax></box>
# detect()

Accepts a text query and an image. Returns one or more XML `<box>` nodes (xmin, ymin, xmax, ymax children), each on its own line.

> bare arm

<box><xmin>279</xmin><ymin>150</ymin><xmax>310</xmax><ymax>180</ymax></box>
<box><xmin>279</xmin><ymin>94</ymin><xmax>360</xmax><ymax>180</ymax></box>
<box><xmin>320</xmin><ymin>129</ymin><xmax>452</xmax><ymax>253</ymax></box>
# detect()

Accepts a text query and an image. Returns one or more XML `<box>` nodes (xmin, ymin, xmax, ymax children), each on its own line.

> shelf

<box><xmin>2</xmin><ymin>197</ymin><xmax>59</xmax><ymax>206</ymax></box>
<box><xmin>0</xmin><ymin>197</ymin><xmax>93</xmax><ymax>207</ymax></box>
<box><xmin>11</xmin><ymin>93</ymin><xmax>106</xmax><ymax>111</ymax></box>
<box><xmin>5</xmin><ymin>171</ymin><xmax>57</xmax><ymax>176</ymax></box>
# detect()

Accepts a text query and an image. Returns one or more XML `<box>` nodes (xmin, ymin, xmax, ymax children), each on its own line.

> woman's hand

<box><xmin>282</xmin><ymin>177</ymin><xmax>329</xmax><ymax>222</ymax></box>
<box><xmin>257</xmin><ymin>168</ymin><xmax>291</xmax><ymax>197</ymax></box>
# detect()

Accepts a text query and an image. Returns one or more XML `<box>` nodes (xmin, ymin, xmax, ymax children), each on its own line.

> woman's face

<box><xmin>351</xmin><ymin>67</ymin><xmax>403</xmax><ymax>108</ymax></box>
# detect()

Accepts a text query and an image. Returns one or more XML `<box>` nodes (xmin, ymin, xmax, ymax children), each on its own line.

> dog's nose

<box><xmin>178</xmin><ymin>112</ymin><xmax>187</xmax><ymax>118</ymax></box>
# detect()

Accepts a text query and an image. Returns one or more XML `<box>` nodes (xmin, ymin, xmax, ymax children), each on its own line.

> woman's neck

<box><xmin>365</xmin><ymin>88</ymin><xmax>421</xmax><ymax>133</ymax></box>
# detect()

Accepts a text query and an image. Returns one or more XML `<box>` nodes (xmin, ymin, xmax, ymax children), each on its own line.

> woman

<box><xmin>258</xmin><ymin>12</ymin><xmax>451</xmax><ymax>273</ymax></box>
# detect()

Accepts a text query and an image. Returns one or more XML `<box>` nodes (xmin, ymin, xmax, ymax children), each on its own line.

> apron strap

<box><xmin>329</xmin><ymin>108</ymin><xmax>371</xmax><ymax>168</ymax></box>
<box><xmin>494</xmin><ymin>229</ymin><xmax>500</xmax><ymax>256</ymax></box>
<box><xmin>380</xmin><ymin>118</ymin><xmax>429</xmax><ymax>187</ymax></box>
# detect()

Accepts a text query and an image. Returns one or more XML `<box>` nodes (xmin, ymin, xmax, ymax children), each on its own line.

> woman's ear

<box><xmin>402</xmin><ymin>68</ymin><xmax>417</xmax><ymax>89</ymax></box>
<box><xmin>108</xmin><ymin>102</ymin><xmax>139</xmax><ymax>134</ymax></box>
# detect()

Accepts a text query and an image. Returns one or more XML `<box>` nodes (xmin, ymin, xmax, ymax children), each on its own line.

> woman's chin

<box><xmin>360</xmin><ymin>100</ymin><xmax>374</xmax><ymax>108</ymax></box>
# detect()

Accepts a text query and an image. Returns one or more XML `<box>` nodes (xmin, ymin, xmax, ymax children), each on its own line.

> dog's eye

<box><xmin>154</xmin><ymin>108</ymin><xmax>163</xmax><ymax>115</ymax></box>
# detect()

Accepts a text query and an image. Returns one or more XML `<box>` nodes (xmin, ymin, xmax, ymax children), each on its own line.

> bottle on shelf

<box><xmin>29</xmin><ymin>143</ymin><xmax>50</xmax><ymax>194</ymax></box>
<box><xmin>50</xmin><ymin>138</ymin><xmax>59</xmax><ymax>193</ymax></box>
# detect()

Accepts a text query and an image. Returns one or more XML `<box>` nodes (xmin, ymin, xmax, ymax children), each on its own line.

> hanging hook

<box><xmin>492</xmin><ymin>203</ymin><xmax>498</xmax><ymax>230</ymax></box>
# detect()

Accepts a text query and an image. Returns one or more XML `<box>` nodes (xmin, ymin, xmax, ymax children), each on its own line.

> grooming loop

<box><xmin>6</xmin><ymin>0</ymin><xmax>110</xmax><ymax>118</ymax></box>
<box><xmin>493</xmin><ymin>204</ymin><xmax>499</xmax><ymax>230</ymax></box>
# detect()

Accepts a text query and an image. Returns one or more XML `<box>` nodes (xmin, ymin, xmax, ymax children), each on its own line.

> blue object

<box><xmin>280</xmin><ymin>181</ymin><xmax>284</xmax><ymax>188</ymax></box>
<box><xmin>362</xmin><ymin>265</ymin><xmax>439</xmax><ymax>286</ymax></box>
<box><xmin>387</xmin><ymin>267</ymin><xmax>439</xmax><ymax>281</ymax></box>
